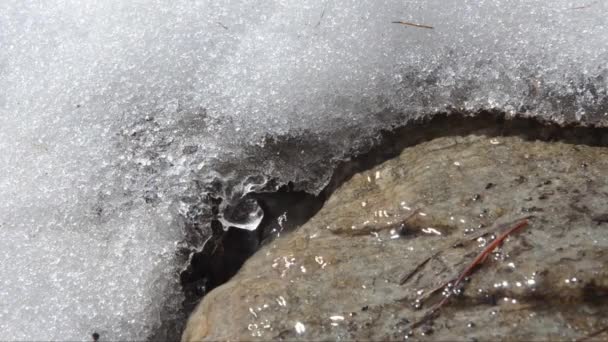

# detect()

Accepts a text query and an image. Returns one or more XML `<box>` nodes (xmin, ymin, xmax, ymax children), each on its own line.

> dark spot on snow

<box><xmin>182</xmin><ymin>145</ymin><xmax>198</xmax><ymax>154</ymax></box>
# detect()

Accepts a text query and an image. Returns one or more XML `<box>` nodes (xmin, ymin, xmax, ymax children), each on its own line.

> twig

<box><xmin>575</xmin><ymin>326</ymin><xmax>608</xmax><ymax>342</ymax></box>
<box><xmin>216</xmin><ymin>22</ymin><xmax>229</xmax><ymax>30</ymax></box>
<box><xmin>453</xmin><ymin>218</ymin><xmax>529</xmax><ymax>289</ymax></box>
<box><xmin>315</xmin><ymin>1</ymin><xmax>328</xmax><ymax>28</ymax></box>
<box><xmin>450</xmin><ymin>215</ymin><xmax>534</xmax><ymax>248</ymax></box>
<box><xmin>415</xmin><ymin>279</ymin><xmax>454</xmax><ymax>304</ymax></box>
<box><xmin>400</xmin><ymin>251</ymin><xmax>441</xmax><ymax>285</ymax></box>
<box><xmin>392</xmin><ymin>21</ymin><xmax>434</xmax><ymax>29</ymax></box>
<box><xmin>407</xmin><ymin>218</ymin><xmax>530</xmax><ymax>329</ymax></box>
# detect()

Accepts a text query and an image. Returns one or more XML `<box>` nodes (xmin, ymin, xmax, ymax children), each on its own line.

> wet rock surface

<box><xmin>183</xmin><ymin>133</ymin><xmax>608</xmax><ymax>341</ymax></box>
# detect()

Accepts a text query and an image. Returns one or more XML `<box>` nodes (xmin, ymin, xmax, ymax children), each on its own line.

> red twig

<box><xmin>408</xmin><ymin>218</ymin><xmax>530</xmax><ymax>329</ymax></box>
<box><xmin>453</xmin><ymin>219</ymin><xmax>529</xmax><ymax>289</ymax></box>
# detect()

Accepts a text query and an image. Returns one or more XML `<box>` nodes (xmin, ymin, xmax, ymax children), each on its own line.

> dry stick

<box><xmin>415</xmin><ymin>278</ymin><xmax>453</xmax><ymax>304</ymax></box>
<box><xmin>575</xmin><ymin>326</ymin><xmax>608</xmax><ymax>342</ymax></box>
<box><xmin>458</xmin><ymin>215</ymin><xmax>533</xmax><ymax>245</ymax></box>
<box><xmin>407</xmin><ymin>218</ymin><xmax>530</xmax><ymax>330</ymax></box>
<box><xmin>400</xmin><ymin>251</ymin><xmax>441</xmax><ymax>285</ymax></box>
<box><xmin>454</xmin><ymin>219</ymin><xmax>528</xmax><ymax>289</ymax></box>
<box><xmin>391</xmin><ymin>21</ymin><xmax>434</xmax><ymax>29</ymax></box>
<box><xmin>403</xmin><ymin>216</ymin><xmax>533</xmax><ymax>289</ymax></box>
<box><xmin>315</xmin><ymin>0</ymin><xmax>328</xmax><ymax>28</ymax></box>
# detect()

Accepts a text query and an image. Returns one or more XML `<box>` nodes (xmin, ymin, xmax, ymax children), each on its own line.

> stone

<box><xmin>183</xmin><ymin>134</ymin><xmax>608</xmax><ymax>341</ymax></box>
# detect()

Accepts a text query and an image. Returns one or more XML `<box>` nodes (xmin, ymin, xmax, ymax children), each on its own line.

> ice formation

<box><xmin>1</xmin><ymin>0</ymin><xmax>607</xmax><ymax>340</ymax></box>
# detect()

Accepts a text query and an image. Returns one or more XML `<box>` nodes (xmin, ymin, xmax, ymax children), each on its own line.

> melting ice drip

<box><xmin>219</xmin><ymin>198</ymin><xmax>265</xmax><ymax>231</ymax></box>
<box><xmin>0</xmin><ymin>0</ymin><xmax>607</xmax><ymax>340</ymax></box>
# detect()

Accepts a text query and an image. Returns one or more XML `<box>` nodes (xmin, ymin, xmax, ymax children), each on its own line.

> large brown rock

<box><xmin>183</xmin><ymin>134</ymin><xmax>608</xmax><ymax>341</ymax></box>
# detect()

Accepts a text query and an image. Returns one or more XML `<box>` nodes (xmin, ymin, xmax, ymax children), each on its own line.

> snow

<box><xmin>0</xmin><ymin>0</ymin><xmax>607</xmax><ymax>340</ymax></box>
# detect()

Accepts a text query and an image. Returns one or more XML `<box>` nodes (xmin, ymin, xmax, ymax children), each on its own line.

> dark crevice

<box><xmin>149</xmin><ymin>188</ymin><xmax>325</xmax><ymax>341</ymax></box>
<box><xmin>322</xmin><ymin>110</ymin><xmax>608</xmax><ymax>197</ymax></box>
<box><xmin>178</xmin><ymin>188</ymin><xmax>324</xmax><ymax>317</ymax></box>
<box><xmin>157</xmin><ymin>110</ymin><xmax>608</xmax><ymax>341</ymax></box>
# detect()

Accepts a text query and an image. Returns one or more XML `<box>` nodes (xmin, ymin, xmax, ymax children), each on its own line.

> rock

<box><xmin>183</xmin><ymin>134</ymin><xmax>608</xmax><ymax>341</ymax></box>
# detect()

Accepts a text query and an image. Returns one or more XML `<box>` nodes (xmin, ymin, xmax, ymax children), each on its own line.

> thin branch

<box><xmin>315</xmin><ymin>1</ymin><xmax>328</xmax><ymax>28</ymax></box>
<box><xmin>575</xmin><ymin>326</ymin><xmax>608</xmax><ymax>342</ymax></box>
<box><xmin>452</xmin><ymin>219</ymin><xmax>529</xmax><ymax>290</ymax></box>
<box><xmin>407</xmin><ymin>218</ymin><xmax>530</xmax><ymax>330</ymax></box>
<box><xmin>400</xmin><ymin>251</ymin><xmax>441</xmax><ymax>285</ymax></box>
<box><xmin>392</xmin><ymin>21</ymin><xmax>434</xmax><ymax>29</ymax></box>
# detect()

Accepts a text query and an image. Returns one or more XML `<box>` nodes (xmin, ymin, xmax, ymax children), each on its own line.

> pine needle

<box><xmin>392</xmin><ymin>21</ymin><xmax>434</xmax><ymax>29</ymax></box>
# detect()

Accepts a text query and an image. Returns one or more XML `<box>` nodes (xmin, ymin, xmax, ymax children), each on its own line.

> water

<box><xmin>0</xmin><ymin>0</ymin><xmax>607</xmax><ymax>340</ymax></box>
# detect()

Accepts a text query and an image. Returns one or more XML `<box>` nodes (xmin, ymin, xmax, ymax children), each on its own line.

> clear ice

<box><xmin>0</xmin><ymin>0</ymin><xmax>606</xmax><ymax>340</ymax></box>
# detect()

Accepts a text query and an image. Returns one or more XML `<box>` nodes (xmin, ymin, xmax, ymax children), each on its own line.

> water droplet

<box><xmin>422</xmin><ymin>227</ymin><xmax>442</xmax><ymax>235</ymax></box>
<box><xmin>276</xmin><ymin>296</ymin><xmax>287</xmax><ymax>307</ymax></box>
<box><xmin>294</xmin><ymin>321</ymin><xmax>306</xmax><ymax>334</ymax></box>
